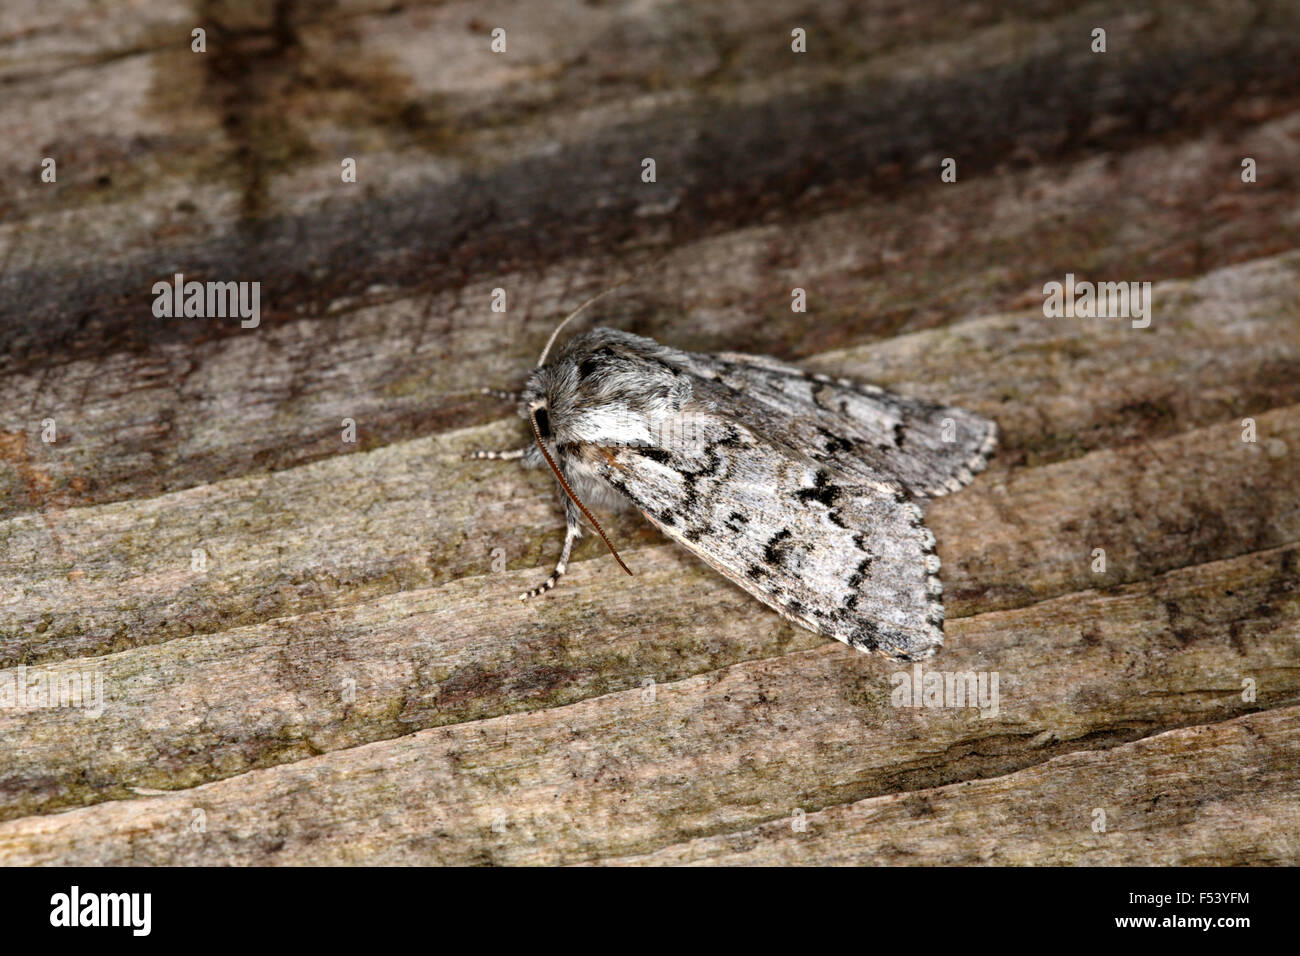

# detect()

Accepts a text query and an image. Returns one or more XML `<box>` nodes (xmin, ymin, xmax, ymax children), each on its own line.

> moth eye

<box><xmin>534</xmin><ymin>406</ymin><xmax>551</xmax><ymax>438</ymax></box>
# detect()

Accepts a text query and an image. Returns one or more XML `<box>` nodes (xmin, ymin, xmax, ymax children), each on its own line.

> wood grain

<box><xmin>598</xmin><ymin>707</ymin><xmax>1300</xmax><ymax>866</ymax></box>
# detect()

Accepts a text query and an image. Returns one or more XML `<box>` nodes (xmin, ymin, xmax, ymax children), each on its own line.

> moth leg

<box><xmin>521</xmin><ymin>499</ymin><xmax>582</xmax><ymax>600</ymax></box>
<box><xmin>465</xmin><ymin>447</ymin><xmax>528</xmax><ymax>461</ymax></box>
<box><xmin>466</xmin><ymin>387</ymin><xmax>526</xmax><ymax>459</ymax></box>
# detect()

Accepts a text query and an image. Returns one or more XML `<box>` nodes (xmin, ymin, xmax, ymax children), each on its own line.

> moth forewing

<box><xmin>598</xmin><ymin>415</ymin><xmax>947</xmax><ymax>660</ymax></box>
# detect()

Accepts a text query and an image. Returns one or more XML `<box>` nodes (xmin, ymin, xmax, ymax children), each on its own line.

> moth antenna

<box><xmin>536</xmin><ymin>276</ymin><xmax>634</xmax><ymax>368</ymax></box>
<box><xmin>530</xmin><ymin>409</ymin><xmax>633</xmax><ymax>576</ymax></box>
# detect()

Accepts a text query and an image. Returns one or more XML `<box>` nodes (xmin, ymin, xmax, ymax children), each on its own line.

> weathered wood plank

<box><xmin>1</xmin><ymin>540</ymin><xmax>1293</xmax><ymax>854</ymax></box>
<box><xmin>3</xmin><ymin>0</ymin><xmax>1298</xmax><ymax>868</ymax></box>
<box><xmin>7</xmin><ymin>0</ymin><xmax>1297</xmax><ymax>300</ymax></box>
<box><xmin>4</xmin><ymin>118</ymin><xmax>1299</xmax><ymax>521</ymax></box>
<box><xmin>934</xmin><ymin>404</ymin><xmax>1299</xmax><ymax>615</ymax></box>
<box><xmin>4</xmin><ymin>1</ymin><xmax>1300</xmax><ymax>518</ymax></box>
<box><xmin>595</xmin><ymin>706</ymin><xmax>1300</xmax><ymax>865</ymax></box>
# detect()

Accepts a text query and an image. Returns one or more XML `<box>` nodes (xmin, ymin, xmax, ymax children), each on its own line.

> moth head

<box><xmin>519</xmin><ymin>358</ymin><xmax>582</xmax><ymax>440</ymax></box>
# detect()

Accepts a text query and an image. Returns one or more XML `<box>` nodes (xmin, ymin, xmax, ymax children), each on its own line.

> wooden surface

<box><xmin>1</xmin><ymin>0</ymin><xmax>1298</xmax><ymax>865</ymax></box>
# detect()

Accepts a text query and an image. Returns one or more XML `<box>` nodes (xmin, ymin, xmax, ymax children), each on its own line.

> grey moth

<box><xmin>472</xmin><ymin>324</ymin><xmax>996</xmax><ymax>662</ymax></box>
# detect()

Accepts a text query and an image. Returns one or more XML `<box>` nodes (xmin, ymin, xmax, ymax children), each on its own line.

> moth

<box><xmin>471</xmin><ymin>312</ymin><xmax>996</xmax><ymax>662</ymax></box>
